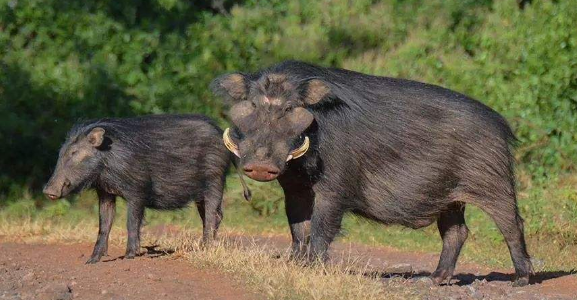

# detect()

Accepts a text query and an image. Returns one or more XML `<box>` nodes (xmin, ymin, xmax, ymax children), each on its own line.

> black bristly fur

<box><xmin>211</xmin><ymin>60</ymin><xmax>533</xmax><ymax>287</ymax></box>
<box><xmin>44</xmin><ymin>114</ymin><xmax>248</xmax><ymax>264</ymax></box>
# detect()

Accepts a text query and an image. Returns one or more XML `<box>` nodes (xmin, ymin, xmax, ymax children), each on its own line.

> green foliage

<box><xmin>40</xmin><ymin>199</ymin><xmax>71</xmax><ymax>218</ymax></box>
<box><xmin>2</xmin><ymin>199</ymin><xmax>37</xmax><ymax>218</ymax></box>
<box><xmin>1</xmin><ymin>0</ymin><xmax>576</xmax><ymax>199</ymax></box>
<box><xmin>245</xmin><ymin>181</ymin><xmax>284</xmax><ymax>216</ymax></box>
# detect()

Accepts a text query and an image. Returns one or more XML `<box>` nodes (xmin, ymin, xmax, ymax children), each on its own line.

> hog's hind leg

<box><xmin>485</xmin><ymin>204</ymin><xmax>533</xmax><ymax>286</ymax></box>
<box><xmin>431</xmin><ymin>202</ymin><xmax>468</xmax><ymax>284</ymax></box>
<box><xmin>125</xmin><ymin>201</ymin><xmax>145</xmax><ymax>259</ymax></box>
<box><xmin>465</xmin><ymin>184</ymin><xmax>533</xmax><ymax>286</ymax></box>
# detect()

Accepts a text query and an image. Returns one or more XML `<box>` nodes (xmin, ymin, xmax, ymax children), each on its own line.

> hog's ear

<box><xmin>210</xmin><ymin>73</ymin><xmax>248</xmax><ymax>102</ymax></box>
<box><xmin>87</xmin><ymin>127</ymin><xmax>105</xmax><ymax>147</ymax></box>
<box><xmin>304</xmin><ymin>79</ymin><xmax>331</xmax><ymax>105</ymax></box>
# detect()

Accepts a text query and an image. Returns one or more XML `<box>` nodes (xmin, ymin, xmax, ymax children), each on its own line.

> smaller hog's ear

<box><xmin>303</xmin><ymin>79</ymin><xmax>331</xmax><ymax>106</ymax></box>
<box><xmin>210</xmin><ymin>73</ymin><xmax>248</xmax><ymax>102</ymax></box>
<box><xmin>87</xmin><ymin>127</ymin><xmax>105</xmax><ymax>147</ymax></box>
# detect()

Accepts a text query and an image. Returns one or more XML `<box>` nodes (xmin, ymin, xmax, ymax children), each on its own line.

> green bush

<box><xmin>1</xmin><ymin>0</ymin><xmax>576</xmax><ymax>200</ymax></box>
<box><xmin>246</xmin><ymin>181</ymin><xmax>285</xmax><ymax>216</ymax></box>
<box><xmin>40</xmin><ymin>199</ymin><xmax>71</xmax><ymax>218</ymax></box>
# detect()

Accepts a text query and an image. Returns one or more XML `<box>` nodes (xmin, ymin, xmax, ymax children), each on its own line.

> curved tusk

<box><xmin>287</xmin><ymin>136</ymin><xmax>310</xmax><ymax>161</ymax></box>
<box><xmin>223</xmin><ymin>128</ymin><xmax>240</xmax><ymax>157</ymax></box>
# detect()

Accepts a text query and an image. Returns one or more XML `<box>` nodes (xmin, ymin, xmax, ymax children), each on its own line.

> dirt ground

<box><xmin>1</xmin><ymin>227</ymin><xmax>576</xmax><ymax>300</ymax></box>
<box><xmin>0</xmin><ymin>242</ymin><xmax>260</xmax><ymax>300</ymax></box>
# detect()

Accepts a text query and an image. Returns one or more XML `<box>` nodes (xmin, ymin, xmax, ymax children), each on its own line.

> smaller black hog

<box><xmin>43</xmin><ymin>114</ymin><xmax>250</xmax><ymax>264</ymax></box>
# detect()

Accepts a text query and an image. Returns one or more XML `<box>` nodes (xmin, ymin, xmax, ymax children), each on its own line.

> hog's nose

<box><xmin>43</xmin><ymin>182</ymin><xmax>64</xmax><ymax>201</ymax></box>
<box><xmin>243</xmin><ymin>163</ymin><xmax>280</xmax><ymax>182</ymax></box>
<box><xmin>42</xmin><ymin>188</ymin><xmax>60</xmax><ymax>201</ymax></box>
<box><xmin>46</xmin><ymin>194</ymin><xmax>58</xmax><ymax>200</ymax></box>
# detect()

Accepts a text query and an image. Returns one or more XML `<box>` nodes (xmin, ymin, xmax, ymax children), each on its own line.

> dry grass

<box><xmin>161</xmin><ymin>233</ymin><xmax>410</xmax><ymax>300</ymax></box>
<box><xmin>0</xmin><ymin>218</ymin><xmax>418</xmax><ymax>300</ymax></box>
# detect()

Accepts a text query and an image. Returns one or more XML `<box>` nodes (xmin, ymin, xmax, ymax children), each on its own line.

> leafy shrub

<box><xmin>246</xmin><ymin>181</ymin><xmax>284</xmax><ymax>217</ymax></box>
<box><xmin>2</xmin><ymin>199</ymin><xmax>36</xmax><ymax>218</ymax></box>
<box><xmin>1</xmin><ymin>0</ymin><xmax>575</xmax><ymax>201</ymax></box>
<box><xmin>40</xmin><ymin>199</ymin><xmax>71</xmax><ymax>218</ymax></box>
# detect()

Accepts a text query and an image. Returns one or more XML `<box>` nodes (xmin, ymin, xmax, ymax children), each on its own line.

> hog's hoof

<box><xmin>85</xmin><ymin>256</ymin><xmax>101</xmax><ymax>264</ymax></box>
<box><xmin>430</xmin><ymin>269</ymin><xmax>452</xmax><ymax>285</ymax></box>
<box><xmin>124</xmin><ymin>252</ymin><xmax>137</xmax><ymax>260</ymax></box>
<box><xmin>413</xmin><ymin>276</ymin><xmax>435</xmax><ymax>286</ymax></box>
<box><xmin>288</xmin><ymin>251</ymin><xmax>308</xmax><ymax>262</ymax></box>
<box><xmin>512</xmin><ymin>277</ymin><xmax>529</xmax><ymax>287</ymax></box>
<box><xmin>199</xmin><ymin>239</ymin><xmax>214</xmax><ymax>250</ymax></box>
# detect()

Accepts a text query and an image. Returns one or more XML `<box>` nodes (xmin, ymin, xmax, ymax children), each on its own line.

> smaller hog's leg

<box><xmin>431</xmin><ymin>202</ymin><xmax>468</xmax><ymax>284</ymax></box>
<box><xmin>86</xmin><ymin>190</ymin><xmax>116</xmax><ymax>264</ymax></box>
<box><xmin>308</xmin><ymin>192</ymin><xmax>345</xmax><ymax>263</ymax></box>
<box><xmin>125</xmin><ymin>200</ymin><xmax>145</xmax><ymax>259</ymax></box>
<box><xmin>196</xmin><ymin>199</ymin><xmax>224</xmax><ymax>244</ymax></box>
<box><xmin>200</xmin><ymin>180</ymin><xmax>225</xmax><ymax>245</ymax></box>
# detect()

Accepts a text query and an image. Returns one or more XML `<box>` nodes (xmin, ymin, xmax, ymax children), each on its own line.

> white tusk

<box><xmin>286</xmin><ymin>136</ymin><xmax>310</xmax><ymax>161</ymax></box>
<box><xmin>223</xmin><ymin>128</ymin><xmax>240</xmax><ymax>158</ymax></box>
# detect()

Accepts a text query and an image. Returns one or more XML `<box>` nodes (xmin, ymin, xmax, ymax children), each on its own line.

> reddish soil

<box><xmin>0</xmin><ymin>242</ymin><xmax>260</xmax><ymax>300</ymax></box>
<box><xmin>1</xmin><ymin>227</ymin><xmax>576</xmax><ymax>300</ymax></box>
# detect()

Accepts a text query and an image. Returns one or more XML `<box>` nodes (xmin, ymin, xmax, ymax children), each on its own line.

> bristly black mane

<box><xmin>66</xmin><ymin>114</ymin><xmax>221</xmax><ymax>146</ymax></box>
<box><xmin>253</xmin><ymin>60</ymin><xmax>516</xmax><ymax>145</ymax></box>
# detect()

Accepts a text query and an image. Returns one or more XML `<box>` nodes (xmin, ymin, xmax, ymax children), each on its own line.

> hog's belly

<box><xmin>352</xmin><ymin>172</ymin><xmax>448</xmax><ymax>228</ymax></box>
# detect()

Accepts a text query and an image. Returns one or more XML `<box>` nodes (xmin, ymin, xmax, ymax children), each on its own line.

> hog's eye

<box><xmin>251</xmin><ymin>102</ymin><xmax>257</xmax><ymax>108</ymax></box>
<box><xmin>70</xmin><ymin>150</ymin><xmax>78</xmax><ymax>156</ymax></box>
<box><xmin>284</xmin><ymin>106</ymin><xmax>293</xmax><ymax>113</ymax></box>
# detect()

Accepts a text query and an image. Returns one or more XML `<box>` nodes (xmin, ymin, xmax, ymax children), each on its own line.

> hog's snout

<box><xmin>243</xmin><ymin>163</ymin><xmax>280</xmax><ymax>182</ymax></box>
<box><xmin>43</xmin><ymin>178</ymin><xmax>71</xmax><ymax>200</ymax></box>
<box><xmin>43</xmin><ymin>187</ymin><xmax>60</xmax><ymax>200</ymax></box>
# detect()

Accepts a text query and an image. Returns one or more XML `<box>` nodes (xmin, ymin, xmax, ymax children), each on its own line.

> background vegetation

<box><xmin>0</xmin><ymin>0</ymin><xmax>576</xmax><ymax>273</ymax></box>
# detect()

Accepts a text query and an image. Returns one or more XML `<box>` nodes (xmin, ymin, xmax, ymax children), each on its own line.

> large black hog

<box><xmin>211</xmin><ymin>61</ymin><xmax>533</xmax><ymax>286</ymax></box>
<box><xmin>43</xmin><ymin>114</ymin><xmax>250</xmax><ymax>264</ymax></box>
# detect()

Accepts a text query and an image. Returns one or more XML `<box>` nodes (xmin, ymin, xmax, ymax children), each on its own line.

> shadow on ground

<box><xmin>363</xmin><ymin>269</ymin><xmax>577</xmax><ymax>286</ymax></box>
<box><xmin>102</xmin><ymin>244</ymin><xmax>176</xmax><ymax>262</ymax></box>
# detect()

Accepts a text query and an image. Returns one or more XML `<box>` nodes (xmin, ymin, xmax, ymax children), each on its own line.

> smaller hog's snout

<box><xmin>43</xmin><ymin>179</ymin><xmax>71</xmax><ymax>200</ymax></box>
<box><xmin>243</xmin><ymin>163</ymin><xmax>280</xmax><ymax>182</ymax></box>
<box><xmin>44</xmin><ymin>192</ymin><xmax>58</xmax><ymax>200</ymax></box>
<box><xmin>43</xmin><ymin>187</ymin><xmax>60</xmax><ymax>200</ymax></box>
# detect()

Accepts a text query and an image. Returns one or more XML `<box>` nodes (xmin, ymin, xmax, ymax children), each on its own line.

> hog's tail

<box><xmin>232</xmin><ymin>158</ymin><xmax>252</xmax><ymax>201</ymax></box>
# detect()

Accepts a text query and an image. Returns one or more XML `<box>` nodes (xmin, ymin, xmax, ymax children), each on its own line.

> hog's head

<box><xmin>211</xmin><ymin>73</ymin><xmax>331</xmax><ymax>182</ymax></box>
<box><xmin>43</xmin><ymin>127</ymin><xmax>107</xmax><ymax>200</ymax></box>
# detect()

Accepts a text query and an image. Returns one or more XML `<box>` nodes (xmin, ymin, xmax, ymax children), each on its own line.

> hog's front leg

<box><xmin>86</xmin><ymin>190</ymin><xmax>116</xmax><ymax>264</ymax></box>
<box><xmin>281</xmin><ymin>182</ymin><xmax>314</xmax><ymax>259</ymax></box>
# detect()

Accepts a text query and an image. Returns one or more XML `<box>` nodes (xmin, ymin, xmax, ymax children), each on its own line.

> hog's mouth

<box><xmin>222</xmin><ymin>128</ymin><xmax>310</xmax><ymax>162</ymax></box>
